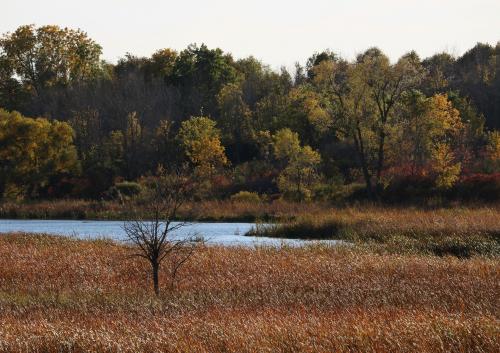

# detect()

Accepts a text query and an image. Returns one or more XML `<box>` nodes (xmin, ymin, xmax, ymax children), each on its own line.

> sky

<box><xmin>1</xmin><ymin>0</ymin><xmax>499</xmax><ymax>70</ymax></box>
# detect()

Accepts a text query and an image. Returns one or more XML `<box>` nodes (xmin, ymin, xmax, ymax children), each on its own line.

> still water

<box><xmin>0</xmin><ymin>219</ymin><xmax>339</xmax><ymax>247</ymax></box>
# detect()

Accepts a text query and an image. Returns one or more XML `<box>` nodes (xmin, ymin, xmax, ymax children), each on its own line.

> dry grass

<box><xmin>248</xmin><ymin>207</ymin><xmax>500</xmax><ymax>257</ymax></box>
<box><xmin>2</xmin><ymin>198</ymin><xmax>498</xmax><ymax>224</ymax></box>
<box><xmin>0</xmin><ymin>233</ymin><xmax>498</xmax><ymax>352</ymax></box>
<box><xmin>0</xmin><ymin>199</ymin><xmax>321</xmax><ymax>221</ymax></box>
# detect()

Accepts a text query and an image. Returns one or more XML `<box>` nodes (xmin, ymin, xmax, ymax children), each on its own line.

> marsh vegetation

<box><xmin>0</xmin><ymin>233</ymin><xmax>498</xmax><ymax>352</ymax></box>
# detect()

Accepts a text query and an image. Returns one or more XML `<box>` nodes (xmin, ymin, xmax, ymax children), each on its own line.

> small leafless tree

<box><xmin>123</xmin><ymin>166</ymin><xmax>200</xmax><ymax>296</ymax></box>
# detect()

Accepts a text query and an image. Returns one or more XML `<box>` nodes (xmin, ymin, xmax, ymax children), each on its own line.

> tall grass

<box><xmin>0</xmin><ymin>233</ymin><xmax>498</xmax><ymax>352</ymax></box>
<box><xmin>0</xmin><ymin>199</ymin><xmax>324</xmax><ymax>221</ymax></box>
<box><xmin>247</xmin><ymin>207</ymin><xmax>500</xmax><ymax>257</ymax></box>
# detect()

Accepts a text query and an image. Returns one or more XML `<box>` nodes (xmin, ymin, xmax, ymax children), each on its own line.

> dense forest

<box><xmin>0</xmin><ymin>25</ymin><xmax>499</xmax><ymax>202</ymax></box>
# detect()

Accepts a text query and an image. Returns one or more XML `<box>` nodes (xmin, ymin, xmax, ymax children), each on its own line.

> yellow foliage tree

<box><xmin>427</xmin><ymin>94</ymin><xmax>464</xmax><ymax>138</ymax></box>
<box><xmin>178</xmin><ymin>116</ymin><xmax>228</xmax><ymax>177</ymax></box>
<box><xmin>273</xmin><ymin>128</ymin><xmax>321</xmax><ymax>201</ymax></box>
<box><xmin>484</xmin><ymin>131</ymin><xmax>500</xmax><ymax>172</ymax></box>
<box><xmin>0</xmin><ymin>109</ymin><xmax>79</xmax><ymax>198</ymax></box>
<box><xmin>395</xmin><ymin>92</ymin><xmax>465</xmax><ymax>180</ymax></box>
<box><xmin>431</xmin><ymin>143</ymin><xmax>461</xmax><ymax>189</ymax></box>
<box><xmin>0</xmin><ymin>25</ymin><xmax>102</xmax><ymax>94</ymax></box>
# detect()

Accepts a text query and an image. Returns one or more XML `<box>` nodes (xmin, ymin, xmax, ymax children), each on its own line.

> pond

<box><xmin>0</xmin><ymin>219</ymin><xmax>340</xmax><ymax>247</ymax></box>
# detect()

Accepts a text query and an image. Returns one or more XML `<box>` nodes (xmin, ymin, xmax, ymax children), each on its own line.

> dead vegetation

<box><xmin>0</xmin><ymin>233</ymin><xmax>498</xmax><ymax>352</ymax></box>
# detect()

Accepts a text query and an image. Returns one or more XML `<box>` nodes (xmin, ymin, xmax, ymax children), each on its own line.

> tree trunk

<box><xmin>354</xmin><ymin>126</ymin><xmax>374</xmax><ymax>199</ymax></box>
<box><xmin>152</xmin><ymin>261</ymin><xmax>160</xmax><ymax>296</ymax></box>
<box><xmin>376</xmin><ymin>130</ymin><xmax>385</xmax><ymax>184</ymax></box>
<box><xmin>361</xmin><ymin>162</ymin><xmax>374</xmax><ymax>199</ymax></box>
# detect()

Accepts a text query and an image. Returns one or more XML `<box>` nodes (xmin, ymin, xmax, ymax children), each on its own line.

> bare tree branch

<box><xmin>122</xmin><ymin>165</ymin><xmax>200</xmax><ymax>296</ymax></box>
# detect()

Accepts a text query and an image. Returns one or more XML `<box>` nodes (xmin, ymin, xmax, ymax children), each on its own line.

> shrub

<box><xmin>382</xmin><ymin>174</ymin><xmax>437</xmax><ymax>203</ymax></box>
<box><xmin>115</xmin><ymin>181</ymin><xmax>142</xmax><ymax>197</ymax></box>
<box><xmin>452</xmin><ymin>173</ymin><xmax>500</xmax><ymax>202</ymax></box>
<box><xmin>2</xmin><ymin>183</ymin><xmax>24</xmax><ymax>201</ymax></box>
<box><xmin>314</xmin><ymin>182</ymin><xmax>365</xmax><ymax>202</ymax></box>
<box><xmin>105</xmin><ymin>181</ymin><xmax>142</xmax><ymax>201</ymax></box>
<box><xmin>230</xmin><ymin>191</ymin><xmax>261</xmax><ymax>203</ymax></box>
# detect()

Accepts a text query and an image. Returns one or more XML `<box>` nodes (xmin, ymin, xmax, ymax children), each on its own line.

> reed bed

<box><xmin>1</xmin><ymin>198</ymin><xmax>498</xmax><ymax>224</ymax></box>
<box><xmin>248</xmin><ymin>207</ymin><xmax>500</xmax><ymax>257</ymax></box>
<box><xmin>0</xmin><ymin>233</ymin><xmax>498</xmax><ymax>352</ymax></box>
<box><xmin>0</xmin><ymin>199</ymin><xmax>321</xmax><ymax>221</ymax></box>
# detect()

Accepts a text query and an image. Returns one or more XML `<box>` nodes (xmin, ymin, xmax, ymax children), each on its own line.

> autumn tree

<box><xmin>0</xmin><ymin>110</ymin><xmax>79</xmax><ymax>198</ymax></box>
<box><xmin>0</xmin><ymin>54</ymin><xmax>24</xmax><ymax>111</ymax></box>
<box><xmin>145</xmin><ymin>48</ymin><xmax>178</xmax><ymax>81</ymax></box>
<box><xmin>311</xmin><ymin>49</ymin><xmax>422</xmax><ymax>197</ymax></box>
<box><xmin>0</xmin><ymin>25</ymin><xmax>102</xmax><ymax>95</ymax></box>
<box><xmin>483</xmin><ymin>131</ymin><xmax>500</xmax><ymax>173</ymax></box>
<box><xmin>357</xmin><ymin>50</ymin><xmax>423</xmax><ymax>183</ymax></box>
<box><xmin>311</xmin><ymin>57</ymin><xmax>377</xmax><ymax>196</ymax></box>
<box><xmin>0</xmin><ymin>24</ymin><xmax>498</xmax><ymax>202</ymax></box>
<box><xmin>273</xmin><ymin>128</ymin><xmax>321</xmax><ymax>200</ymax></box>
<box><xmin>395</xmin><ymin>93</ymin><xmax>464</xmax><ymax>176</ymax></box>
<box><xmin>177</xmin><ymin>116</ymin><xmax>228</xmax><ymax>178</ymax></box>
<box><xmin>431</xmin><ymin>143</ymin><xmax>461</xmax><ymax>189</ymax></box>
<box><xmin>306</xmin><ymin>50</ymin><xmax>338</xmax><ymax>80</ymax></box>
<box><xmin>278</xmin><ymin>87</ymin><xmax>328</xmax><ymax>146</ymax></box>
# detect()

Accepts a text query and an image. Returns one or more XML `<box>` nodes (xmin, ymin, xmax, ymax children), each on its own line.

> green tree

<box><xmin>172</xmin><ymin>44</ymin><xmax>237</xmax><ymax>117</ymax></box>
<box><xmin>80</xmin><ymin>129</ymin><xmax>125</xmax><ymax>198</ymax></box>
<box><xmin>421</xmin><ymin>53</ymin><xmax>455</xmax><ymax>93</ymax></box>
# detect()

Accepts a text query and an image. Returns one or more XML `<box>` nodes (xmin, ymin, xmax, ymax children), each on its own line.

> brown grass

<box><xmin>0</xmin><ymin>199</ymin><xmax>322</xmax><ymax>221</ymax></box>
<box><xmin>0</xmin><ymin>233</ymin><xmax>498</xmax><ymax>352</ymax></box>
<box><xmin>248</xmin><ymin>207</ymin><xmax>500</xmax><ymax>257</ymax></box>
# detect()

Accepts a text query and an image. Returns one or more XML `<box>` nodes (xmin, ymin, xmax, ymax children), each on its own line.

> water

<box><xmin>0</xmin><ymin>219</ymin><xmax>340</xmax><ymax>247</ymax></box>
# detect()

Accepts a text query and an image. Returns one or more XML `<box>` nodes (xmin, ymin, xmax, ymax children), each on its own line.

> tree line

<box><xmin>0</xmin><ymin>24</ymin><xmax>499</xmax><ymax>202</ymax></box>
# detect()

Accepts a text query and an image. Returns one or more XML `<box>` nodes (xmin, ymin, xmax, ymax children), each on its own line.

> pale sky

<box><xmin>1</xmin><ymin>0</ymin><xmax>499</xmax><ymax>70</ymax></box>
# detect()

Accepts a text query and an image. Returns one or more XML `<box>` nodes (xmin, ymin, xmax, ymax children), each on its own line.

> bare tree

<box><xmin>123</xmin><ymin>166</ymin><xmax>199</xmax><ymax>296</ymax></box>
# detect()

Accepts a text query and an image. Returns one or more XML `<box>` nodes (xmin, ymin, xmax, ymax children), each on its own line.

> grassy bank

<box><xmin>0</xmin><ymin>233</ymin><xmax>498</xmax><ymax>352</ymax></box>
<box><xmin>2</xmin><ymin>200</ymin><xmax>499</xmax><ymax>257</ymax></box>
<box><xmin>247</xmin><ymin>207</ymin><xmax>500</xmax><ymax>257</ymax></box>
<box><xmin>0</xmin><ymin>199</ymin><xmax>323</xmax><ymax>222</ymax></box>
